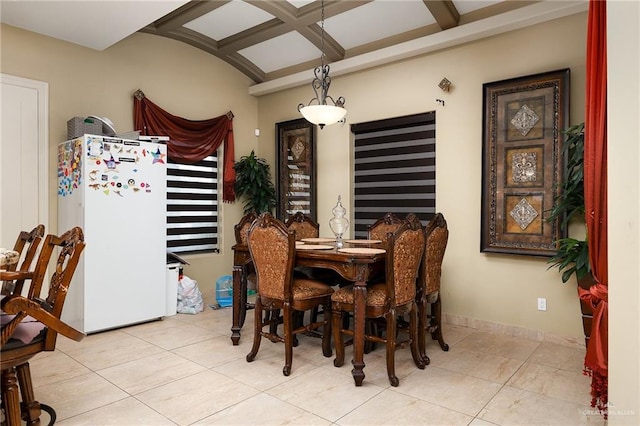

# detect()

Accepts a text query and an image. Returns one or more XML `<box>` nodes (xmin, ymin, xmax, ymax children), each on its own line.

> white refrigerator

<box><xmin>58</xmin><ymin>134</ymin><xmax>167</xmax><ymax>333</ymax></box>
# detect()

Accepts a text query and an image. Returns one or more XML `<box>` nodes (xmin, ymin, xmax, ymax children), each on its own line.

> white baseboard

<box><xmin>444</xmin><ymin>313</ymin><xmax>585</xmax><ymax>350</ymax></box>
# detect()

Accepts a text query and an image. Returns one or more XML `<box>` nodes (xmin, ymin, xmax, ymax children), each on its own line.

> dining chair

<box><xmin>331</xmin><ymin>217</ymin><xmax>426</xmax><ymax>386</ymax></box>
<box><xmin>285</xmin><ymin>211</ymin><xmax>319</xmax><ymax>240</ymax></box>
<box><xmin>234</xmin><ymin>212</ymin><xmax>258</xmax><ymax>322</ymax></box>
<box><xmin>286</xmin><ymin>212</ymin><xmax>343</xmax><ymax>328</ymax></box>
<box><xmin>1</xmin><ymin>224</ymin><xmax>45</xmax><ymax>296</ymax></box>
<box><xmin>233</xmin><ymin>212</ymin><xmax>258</xmax><ymax>288</ymax></box>
<box><xmin>417</xmin><ymin>212</ymin><xmax>450</xmax><ymax>360</ymax></box>
<box><xmin>1</xmin><ymin>227</ymin><xmax>86</xmax><ymax>426</ymax></box>
<box><xmin>246</xmin><ymin>212</ymin><xmax>334</xmax><ymax>376</ymax></box>
<box><xmin>364</xmin><ymin>213</ymin><xmax>406</xmax><ymax>350</ymax></box>
<box><xmin>367</xmin><ymin>212</ymin><xmax>404</xmax><ymax>243</ymax></box>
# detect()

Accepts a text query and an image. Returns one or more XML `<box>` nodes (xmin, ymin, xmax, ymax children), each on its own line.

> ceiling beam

<box><xmin>424</xmin><ymin>0</ymin><xmax>460</xmax><ymax>30</ymax></box>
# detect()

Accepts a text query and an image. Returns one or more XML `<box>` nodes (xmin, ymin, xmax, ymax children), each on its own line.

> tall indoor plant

<box><xmin>546</xmin><ymin>123</ymin><xmax>593</xmax><ymax>345</ymax></box>
<box><xmin>546</xmin><ymin>123</ymin><xmax>591</xmax><ymax>282</ymax></box>
<box><xmin>233</xmin><ymin>150</ymin><xmax>277</xmax><ymax>214</ymax></box>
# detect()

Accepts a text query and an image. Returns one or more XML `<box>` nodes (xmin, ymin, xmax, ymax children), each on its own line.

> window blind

<box><xmin>167</xmin><ymin>154</ymin><xmax>219</xmax><ymax>254</ymax></box>
<box><xmin>351</xmin><ymin>112</ymin><xmax>436</xmax><ymax>238</ymax></box>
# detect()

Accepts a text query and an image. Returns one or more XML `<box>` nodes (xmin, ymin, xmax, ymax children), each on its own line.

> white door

<box><xmin>0</xmin><ymin>74</ymin><xmax>49</xmax><ymax>246</ymax></box>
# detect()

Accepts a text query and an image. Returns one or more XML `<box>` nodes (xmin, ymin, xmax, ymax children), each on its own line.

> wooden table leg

<box><xmin>231</xmin><ymin>264</ymin><xmax>243</xmax><ymax>345</ymax></box>
<box><xmin>351</xmin><ymin>265</ymin><xmax>367</xmax><ymax>386</ymax></box>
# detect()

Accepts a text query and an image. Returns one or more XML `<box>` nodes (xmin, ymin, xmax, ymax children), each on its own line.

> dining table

<box><xmin>231</xmin><ymin>238</ymin><xmax>386</xmax><ymax>386</ymax></box>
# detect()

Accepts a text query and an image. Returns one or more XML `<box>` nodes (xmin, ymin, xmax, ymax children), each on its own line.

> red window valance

<box><xmin>133</xmin><ymin>89</ymin><xmax>236</xmax><ymax>202</ymax></box>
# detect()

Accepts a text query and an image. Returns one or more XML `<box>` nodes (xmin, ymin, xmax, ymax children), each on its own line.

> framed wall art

<box><xmin>480</xmin><ymin>68</ymin><xmax>570</xmax><ymax>256</ymax></box>
<box><xmin>276</xmin><ymin>118</ymin><xmax>317</xmax><ymax>222</ymax></box>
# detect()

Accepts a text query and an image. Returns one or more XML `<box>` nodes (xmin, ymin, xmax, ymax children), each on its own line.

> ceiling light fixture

<box><xmin>298</xmin><ymin>0</ymin><xmax>346</xmax><ymax>129</ymax></box>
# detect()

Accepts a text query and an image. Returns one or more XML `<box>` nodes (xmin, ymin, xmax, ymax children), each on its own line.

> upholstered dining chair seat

<box><xmin>331</xmin><ymin>283</ymin><xmax>388</xmax><ymax>307</ymax></box>
<box><xmin>292</xmin><ymin>279</ymin><xmax>334</xmax><ymax>301</ymax></box>
<box><xmin>0</xmin><ymin>314</ymin><xmax>47</xmax><ymax>350</ymax></box>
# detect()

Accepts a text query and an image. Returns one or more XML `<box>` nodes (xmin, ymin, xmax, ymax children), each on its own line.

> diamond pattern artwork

<box><xmin>512</xmin><ymin>152</ymin><xmax>537</xmax><ymax>182</ymax></box>
<box><xmin>510</xmin><ymin>198</ymin><xmax>539</xmax><ymax>230</ymax></box>
<box><xmin>291</xmin><ymin>137</ymin><xmax>306</xmax><ymax>161</ymax></box>
<box><xmin>510</xmin><ymin>104</ymin><xmax>540</xmax><ymax>136</ymax></box>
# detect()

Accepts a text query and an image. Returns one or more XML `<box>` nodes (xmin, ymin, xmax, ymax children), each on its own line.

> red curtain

<box><xmin>580</xmin><ymin>0</ymin><xmax>608</xmax><ymax>416</ymax></box>
<box><xmin>133</xmin><ymin>90</ymin><xmax>236</xmax><ymax>202</ymax></box>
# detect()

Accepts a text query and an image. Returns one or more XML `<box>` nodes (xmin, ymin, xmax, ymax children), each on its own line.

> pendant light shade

<box><xmin>298</xmin><ymin>0</ymin><xmax>346</xmax><ymax>129</ymax></box>
<box><xmin>299</xmin><ymin>104</ymin><xmax>346</xmax><ymax>128</ymax></box>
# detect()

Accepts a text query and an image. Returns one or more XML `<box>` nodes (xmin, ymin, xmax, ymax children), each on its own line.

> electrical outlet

<box><xmin>537</xmin><ymin>297</ymin><xmax>547</xmax><ymax>311</ymax></box>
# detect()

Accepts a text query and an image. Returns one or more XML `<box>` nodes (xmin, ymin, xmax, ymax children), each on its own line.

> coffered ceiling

<box><xmin>1</xmin><ymin>0</ymin><xmax>587</xmax><ymax>94</ymax></box>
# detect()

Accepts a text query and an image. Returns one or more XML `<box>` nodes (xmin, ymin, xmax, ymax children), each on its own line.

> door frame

<box><xmin>0</xmin><ymin>73</ymin><xmax>49</xmax><ymax>236</ymax></box>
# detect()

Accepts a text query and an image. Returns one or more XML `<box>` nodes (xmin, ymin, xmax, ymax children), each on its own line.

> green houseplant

<box><xmin>545</xmin><ymin>123</ymin><xmax>593</xmax><ymax>346</ymax></box>
<box><xmin>233</xmin><ymin>150</ymin><xmax>277</xmax><ymax>214</ymax></box>
<box><xmin>546</xmin><ymin>123</ymin><xmax>591</xmax><ymax>283</ymax></box>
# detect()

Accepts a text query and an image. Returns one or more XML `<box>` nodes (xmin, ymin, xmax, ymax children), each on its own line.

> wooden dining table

<box><xmin>231</xmin><ymin>239</ymin><xmax>386</xmax><ymax>386</ymax></box>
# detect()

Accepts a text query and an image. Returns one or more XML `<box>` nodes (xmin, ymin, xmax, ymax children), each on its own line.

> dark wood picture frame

<box><xmin>481</xmin><ymin>68</ymin><xmax>570</xmax><ymax>256</ymax></box>
<box><xmin>276</xmin><ymin>118</ymin><xmax>317</xmax><ymax>222</ymax></box>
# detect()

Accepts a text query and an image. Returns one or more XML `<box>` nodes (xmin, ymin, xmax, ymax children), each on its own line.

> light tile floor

<box><xmin>28</xmin><ymin>296</ymin><xmax>606</xmax><ymax>425</ymax></box>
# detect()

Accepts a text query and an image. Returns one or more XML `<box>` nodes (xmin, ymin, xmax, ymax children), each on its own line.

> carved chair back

<box><xmin>385</xmin><ymin>217</ymin><xmax>425</xmax><ymax>306</ymax></box>
<box><xmin>248</xmin><ymin>213</ymin><xmax>295</xmax><ymax>301</ymax></box>
<box><xmin>285</xmin><ymin>212</ymin><xmax>319</xmax><ymax>240</ymax></box>
<box><xmin>368</xmin><ymin>213</ymin><xmax>404</xmax><ymax>243</ymax></box>
<box><xmin>1</xmin><ymin>224</ymin><xmax>45</xmax><ymax>295</ymax></box>
<box><xmin>235</xmin><ymin>212</ymin><xmax>258</xmax><ymax>245</ymax></box>
<box><xmin>421</xmin><ymin>213</ymin><xmax>449</xmax><ymax>296</ymax></box>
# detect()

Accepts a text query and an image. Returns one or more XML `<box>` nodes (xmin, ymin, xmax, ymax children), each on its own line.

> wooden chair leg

<box><xmin>364</xmin><ymin>320</ymin><xmax>376</xmax><ymax>354</ymax></box>
<box><xmin>246</xmin><ymin>299</ymin><xmax>263</xmax><ymax>362</ymax></box>
<box><xmin>16</xmin><ymin>362</ymin><xmax>43</xmax><ymax>425</ymax></box>
<box><xmin>282</xmin><ymin>305</ymin><xmax>293</xmax><ymax>376</ymax></box>
<box><xmin>268</xmin><ymin>308</ymin><xmax>280</xmax><ymax>335</ymax></box>
<box><xmin>1</xmin><ymin>367</ymin><xmax>22</xmax><ymax>426</ymax></box>
<box><xmin>332</xmin><ymin>310</ymin><xmax>345</xmax><ymax>367</ymax></box>
<box><xmin>430</xmin><ymin>296</ymin><xmax>449</xmax><ymax>351</ymax></box>
<box><xmin>417</xmin><ymin>297</ymin><xmax>428</xmax><ymax>362</ymax></box>
<box><xmin>321</xmin><ymin>302</ymin><xmax>332</xmax><ymax>357</ymax></box>
<box><xmin>385</xmin><ymin>310</ymin><xmax>399</xmax><ymax>387</ymax></box>
<box><xmin>409</xmin><ymin>305</ymin><xmax>427</xmax><ymax>368</ymax></box>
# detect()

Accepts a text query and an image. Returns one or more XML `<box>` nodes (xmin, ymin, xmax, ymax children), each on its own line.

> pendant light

<box><xmin>298</xmin><ymin>0</ymin><xmax>346</xmax><ymax>129</ymax></box>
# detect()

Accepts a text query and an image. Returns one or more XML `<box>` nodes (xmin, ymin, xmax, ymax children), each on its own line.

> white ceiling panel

<box><xmin>183</xmin><ymin>1</ymin><xmax>274</xmax><ymax>41</ymax></box>
<box><xmin>285</xmin><ymin>0</ymin><xmax>315</xmax><ymax>8</ymax></box>
<box><xmin>239</xmin><ymin>31</ymin><xmax>321</xmax><ymax>74</ymax></box>
<box><xmin>453</xmin><ymin>0</ymin><xmax>502</xmax><ymax>15</ymax></box>
<box><xmin>324</xmin><ymin>1</ymin><xmax>436</xmax><ymax>50</ymax></box>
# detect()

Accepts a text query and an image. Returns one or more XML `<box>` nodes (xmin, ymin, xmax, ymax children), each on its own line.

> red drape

<box><xmin>133</xmin><ymin>90</ymin><xmax>236</xmax><ymax>202</ymax></box>
<box><xmin>580</xmin><ymin>0</ymin><xmax>608</xmax><ymax>416</ymax></box>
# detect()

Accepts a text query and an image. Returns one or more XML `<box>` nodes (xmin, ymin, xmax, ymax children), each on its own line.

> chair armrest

<box><xmin>0</xmin><ymin>271</ymin><xmax>34</xmax><ymax>281</ymax></box>
<box><xmin>1</xmin><ymin>295</ymin><xmax>85</xmax><ymax>342</ymax></box>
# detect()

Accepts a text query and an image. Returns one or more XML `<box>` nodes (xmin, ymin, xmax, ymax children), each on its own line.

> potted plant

<box><xmin>233</xmin><ymin>150</ymin><xmax>277</xmax><ymax>214</ymax></box>
<box><xmin>545</xmin><ymin>122</ymin><xmax>594</xmax><ymax>345</ymax></box>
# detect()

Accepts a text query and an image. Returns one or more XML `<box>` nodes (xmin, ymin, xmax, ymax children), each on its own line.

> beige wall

<box><xmin>1</xmin><ymin>24</ymin><xmax>257</xmax><ymax>294</ymax></box>
<box><xmin>257</xmin><ymin>12</ymin><xmax>589</xmax><ymax>342</ymax></box>
<box><xmin>608</xmin><ymin>0</ymin><xmax>640</xmax><ymax>423</ymax></box>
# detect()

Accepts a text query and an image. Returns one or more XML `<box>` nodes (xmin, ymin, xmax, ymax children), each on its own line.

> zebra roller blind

<box><xmin>352</xmin><ymin>112</ymin><xmax>436</xmax><ymax>238</ymax></box>
<box><xmin>167</xmin><ymin>153</ymin><xmax>219</xmax><ymax>254</ymax></box>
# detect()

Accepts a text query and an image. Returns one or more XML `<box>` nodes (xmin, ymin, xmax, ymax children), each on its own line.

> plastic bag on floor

<box><xmin>177</xmin><ymin>275</ymin><xmax>204</xmax><ymax>314</ymax></box>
